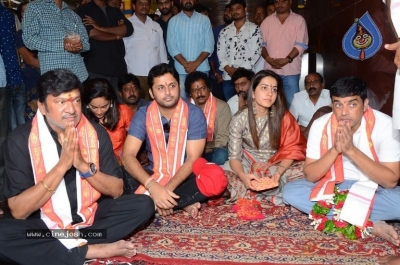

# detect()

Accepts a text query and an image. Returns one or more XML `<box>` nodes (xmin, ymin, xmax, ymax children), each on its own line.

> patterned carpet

<box><xmin>89</xmin><ymin>199</ymin><xmax>400</xmax><ymax>265</ymax></box>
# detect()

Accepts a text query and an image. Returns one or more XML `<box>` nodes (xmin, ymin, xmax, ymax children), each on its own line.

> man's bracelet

<box><xmin>146</xmin><ymin>180</ymin><xmax>156</xmax><ymax>191</ymax></box>
<box><xmin>144</xmin><ymin>178</ymin><xmax>153</xmax><ymax>189</ymax></box>
<box><xmin>41</xmin><ymin>180</ymin><xmax>55</xmax><ymax>194</ymax></box>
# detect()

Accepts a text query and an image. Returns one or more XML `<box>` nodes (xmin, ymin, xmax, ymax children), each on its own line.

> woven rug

<box><xmin>88</xmin><ymin>199</ymin><xmax>400</xmax><ymax>265</ymax></box>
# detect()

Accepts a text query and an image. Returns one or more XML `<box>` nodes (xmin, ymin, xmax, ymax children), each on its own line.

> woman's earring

<box><xmin>86</xmin><ymin>105</ymin><xmax>89</xmax><ymax>109</ymax></box>
<box><xmin>110</xmin><ymin>101</ymin><xmax>113</xmax><ymax>108</ymax></box>
<box><xmin>270</xmin><ymin>105</ymin><xmax>275</xmax><ymax>117</ymax></box>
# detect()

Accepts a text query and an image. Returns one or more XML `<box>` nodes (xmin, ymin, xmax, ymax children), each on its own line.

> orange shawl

<box><xmin>135</xmin><ymin>99</ymin><xmax>189</xmax><ymax>194</ymax></box>
<box><xmin>310</xmin><ymin>107</ymin><xmax>378</xmax><ymax>200</ymax></box>
<box><xmin>191</xmin><ymin>93</ymin><xmax>217</xmax><ymax>142</ymax></box>
<box><xmin>244</xmin><ymin>111</ymin><xmax>306</xmax><ymax>166</ymax></box>
<box><xmin>29</xmin><ymin>111</ymin><xmax>101</xmax><ymax>248</ymax></box>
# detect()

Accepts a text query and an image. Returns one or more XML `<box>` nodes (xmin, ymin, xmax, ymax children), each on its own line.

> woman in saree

<box><xmin>224</xmin><ymin>70</ymin><xmax>307</xmax><ymax>206</ymax></box>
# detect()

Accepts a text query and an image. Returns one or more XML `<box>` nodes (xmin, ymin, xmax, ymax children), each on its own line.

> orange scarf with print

<box><xmin>191</xmin><ymin>93</ymin><xmax>217</xmax><ymax>142</ymax></box>
<box><xmin>310</xmin><ymin>107</ymin><xmax>378</xmax><ymax>200</ymax></box>
<box><xmin>135</xmin><ymin>99</ymin><xmax>188</xmax><ymax>194</ymax></box>
<box><xmin>29</xmin><ymin>112</ymin><xmax>101</xmax><ymax>230</ymax></box>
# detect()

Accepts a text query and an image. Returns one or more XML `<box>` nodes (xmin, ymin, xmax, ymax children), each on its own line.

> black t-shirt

<box><xmin>76</xmin><ymin>1</ymin><xmax>134</xmax><ymax>77</ymax></box>
<box><xmin>3</xmin><ymin>119</ymin><xmax>122</xmax><ymax>221</ymax></box>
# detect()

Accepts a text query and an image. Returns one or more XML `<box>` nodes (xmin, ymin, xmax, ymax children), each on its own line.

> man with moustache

<box><xmin>289</xmin><ymin>72</ymin><xmax>331</xmax><ymax>132</ymax></box>
<box><xmin>121</xmin><ymin>63</ymin><xmax>227</xmax><ymax>218</ymax></box>
<box><xmin>0</xmin><ymin>69</ymin><xmax>154</xmax><ymax>264</ymax></box>
<box><xmin>167</xmin><ymin>0</ymin><xmax>214</xmax><ymax>99</ymax></box>
<box><xmin>260</xmin><ymin>0</ymin><xmax>308</xmax><ymax>107</ymax></box>
<box><xmin>217</xmin><ymin>0</ymin><xmax>262</xmax><ymax>101</ymax></box>
<box><xmin>118</xmin><ymin>73</ymin><xmax>149</xmax><ymax>116</ymax></box>
<box><xmin>123</xmin><ymin>0</ymin><xmax>168</xmax><ymax>100</ymax></box>
<box><xmin>227</xmin><ymin>67</ymin><xmax>254</xmax><ymax>116</ymax></box>
<box><xmin>76</xmin><ymin>0</ymin><xmax>133</xmax><ymax>95</ymax></box>
<box><xmin>209</xmin><ymin>4</ymin><xmax>232</xmax><ymax>101</ymax></box>
<box><xmin>283</xmin><ymin>77</ymin><xmax>400</xmax><ymax>248</ymax></box>
<box><xmin>185</xmin><ymin>71</ymin><xmax>231</xmax><ymax>165</ymax></box>
<box><xmin>156</xmin><ymin>0</ymin><xmax>175</xmax><ymax>67</ymax></box>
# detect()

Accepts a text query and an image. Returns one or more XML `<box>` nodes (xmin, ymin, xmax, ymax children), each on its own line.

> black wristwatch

<box><xmin>79</xmin><ymin>163</ymin><xmax>97</xmax><ymax>178</ymax></box>
<box><xmin>286</xmin><ymin>56</ymin><xmax>293</xmax><ymax>63</ymax></box>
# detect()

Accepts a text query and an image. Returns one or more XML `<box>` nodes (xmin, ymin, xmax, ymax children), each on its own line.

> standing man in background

<box><xmin>167</xmin><ymin>0</ymin><xmax>214</xmax><ymax>99</ymax></box>
<box><xmin>156</xmin><ymin>0</ymin><xmax>175</xmax><ymax>68</ymax></box>
<box><xmin>124</xmin><ymin>0</ymin><xmax>168</xmax><ymax>100</ymax></box>
<box><xmin>260</xmin><ymin>0</ymin><xmax>308</xmax><ymax>107</ymax></box>
<box><xmin>77</xmin><ymin>0</ymin><xmax>133</xmax><ymax>96</ymax></box>
<box><xmin>217</xmin><ymin>0</ymin><xmax>262</xmax><ymax>101</ymax></box>
<box><xmin>23</xmin><ymin>0</ymin><xmax>89</xmax><ymax>82</ymax></box>
<box><xmin>209</xmin><ymin>4</ymin><xmax>232</xmax><ymax>101</ymax></box>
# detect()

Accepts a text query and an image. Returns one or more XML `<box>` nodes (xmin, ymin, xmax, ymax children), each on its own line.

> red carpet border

<box><xmin>88</xmin><ymin>199</ymin><xmax>400</xmax><ymax>265</ymax></box>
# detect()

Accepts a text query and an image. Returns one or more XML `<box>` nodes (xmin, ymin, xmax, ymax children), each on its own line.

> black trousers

<box><xmin>0</xmin><ymin>194</ymin><xmax>154</xmax><ymax>265</ymax></box>
<box><xmin>122</xmin><ymin>168</ymin><xmax>208</xmax><ymax>210</ymax></box>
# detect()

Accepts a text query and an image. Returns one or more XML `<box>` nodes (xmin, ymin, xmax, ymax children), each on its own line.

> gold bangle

<box><xmin>41</xmin><ymin>180</ymin><xmax>55</xmax><ymax>194</ymax></box>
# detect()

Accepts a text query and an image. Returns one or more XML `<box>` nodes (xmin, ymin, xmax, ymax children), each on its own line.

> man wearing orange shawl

<box><xmin>122</xmin><ymin>64</ymin><xmax>228</xmax><ymax>218</ymax></box>
<box><xmin>0</xmin><ymin>70</ymin><xmax>154</xmax><ymax>265</ymax></box>
<box><xmin>283</xmin><ymin>77</ymin><xmax>400</xmax><ymax>246</ymax></box>
<box><xmin>185</xmin><ymin>71</ymin><xmax>232</xmax><ymax>165</ymax></box>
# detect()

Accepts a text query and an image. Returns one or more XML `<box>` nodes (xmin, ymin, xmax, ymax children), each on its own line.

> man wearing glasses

<box><xmin>289</xmin><ymin>72</ymin><xmax>331</xmax><ymax>133</ymax></box>
<box><xmin>260</xmin><ymin>0</ymin><xmax>308</xmax><ymax>107</ymax></box>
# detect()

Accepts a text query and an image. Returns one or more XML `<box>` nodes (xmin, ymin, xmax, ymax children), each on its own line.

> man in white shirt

<box><xmin>289</xmin><ymin>72</ymin><xmax>331</xmax><ymax>132</ymax></box>
<box><xmin>124</xmin><ymin>0</ymin><xmax>168</xmax><ymax>100</ymax></box>
<box><xmin>283</xmin><ymin>77</ymin><xmax>400</xmax><ymax>247</ymax></box>
<box><xmin>217</xmin><ymin>0</ymin><xmax>262</xmax><ymax>101</ymax></box>
<box><xmin>227</xmin><ymin>67</ymin><xmax>254</xmax><ymax>116</ymax></box>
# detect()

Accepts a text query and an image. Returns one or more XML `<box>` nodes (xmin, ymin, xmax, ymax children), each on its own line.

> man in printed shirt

<box><xmin>22</xmin><ymin>0</ymin><xmax>90</xmax><ymax>82</ymax></box>
<box><xmin>217</xmin><ymin>0</ymin><xmax>262</xmax><ymax>101</ymax></box>
<box><xmin>260</xmin><ymin>0</ymin><xmax>308</xmax><ymax>107</ymax></box>
<box><xmin>167</xmin><ymin>0</ymin><xmax>214</xmax><ymax>99</ymax></box>
<box><xmin>124</xmin><ymin>0</ymin><xmax>168</xmax><ymax>100</ymax></box>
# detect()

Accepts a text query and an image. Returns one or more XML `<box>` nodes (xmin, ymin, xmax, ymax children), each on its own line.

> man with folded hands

<box><xmin>282</xmin><ymin>77</ymin><xmax>400</xmax><ymax>245</ymax></box>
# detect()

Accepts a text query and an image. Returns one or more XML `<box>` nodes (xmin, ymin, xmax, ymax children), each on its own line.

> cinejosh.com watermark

<box><xmin>26</xmin><ymin>229</ymin><xmax>107</xmax><ymax>239</ymax></box>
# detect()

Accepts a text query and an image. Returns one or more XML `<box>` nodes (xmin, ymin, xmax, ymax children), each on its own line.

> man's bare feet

<box><xmin>86</xmin><ymin>240</ymin><xmax>136</xmax><ymax>259</ymax></box>
<box><xmin>372</xmin><ymin>221</ymin><xmax>400</xmax><ymax>246</ymax></box>
<box><xmin>183</xmin><ymin>202</ymin><xmax>201</xmax><ymax>218</ymax></box>
<box><xmin>376</xmin><ymin>256</ymin><xmax>400</xmax><ymax>265</ymax></box>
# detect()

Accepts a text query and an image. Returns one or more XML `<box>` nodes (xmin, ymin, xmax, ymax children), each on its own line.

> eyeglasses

<box><xmin>163</xmin><ymin>123</ymin><xmax>170</xmax><ymax>144</ymax></box>
<box><xmin>305</xmin><ymin>80</ymin><xmax>320</xmax><ymax>87</ymax></box>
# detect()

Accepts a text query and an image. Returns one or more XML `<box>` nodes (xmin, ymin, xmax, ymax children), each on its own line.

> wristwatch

<box><xmin>286</xmin><ymin>56</ymin><xmax>293</xmax><ymax>63</ymax></box>
<box><xmin>79</xmin><ymin>163</ymin><xmax>97</xmax><ymax>178</ymax></box>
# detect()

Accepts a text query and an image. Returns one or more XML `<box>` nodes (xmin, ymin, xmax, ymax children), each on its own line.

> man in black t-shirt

<box><xmin>0</xmin><ymin>69</ymin><xmax>154</xmax><ymax>265</ymax></box>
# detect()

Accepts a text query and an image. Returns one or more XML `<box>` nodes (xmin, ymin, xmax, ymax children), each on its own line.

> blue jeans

<box><xmin>282</xmin><ymin>178</ymin><xmax>400</xmax><ymax>223</ymax></box>
<box><xmin>222</xmin><ymin>80</ymin><xmax>236</xmax><ymax>101</ymax></box>
<box><xmin>280</xmin><ymin>74</ymin><xmax>300</xmax><ymax>108</ymax></box>
<box><xmin>203</xmin><ymin>147</ymin><xmax>228</xmax><ymax>165</ymax></box>
<box><xmin>180</xmin><ymin>71</ymin><xmax>209</xmax><ymax>99</ymax></box>
<box><xmin>6</xmin><ymin>83</ymin><xmax>26</xmax><ymax>132</ymax></box>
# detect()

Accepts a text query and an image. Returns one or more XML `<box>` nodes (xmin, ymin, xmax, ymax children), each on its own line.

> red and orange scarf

<box><xmin>191</xmin><ymin>93</ymin><xmax>217</xmax><ymax>142</ymax></box>
<box><xmin>29</xmin><ymin>110</ymin><xmax>100</xmax><ymax>248</ymax></box>
<box><xmin>135</xmin><ymin>99</ymin><xmax>189</xmax><ymax>194</ymax></box>
<box><xmin>310</xmin><ymin>107</ymin><xmax>378</xmax><ymax>200</ymax></box>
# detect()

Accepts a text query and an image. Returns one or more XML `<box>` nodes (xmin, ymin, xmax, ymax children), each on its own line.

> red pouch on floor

<box><xmin>232</xmin><ymin>198</ymin><xmax>265</xmax><ymax>220</ymax></box>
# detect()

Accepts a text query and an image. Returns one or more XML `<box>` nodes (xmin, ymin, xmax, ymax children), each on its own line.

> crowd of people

<box><xmin>1</xmin><ymin>0</ymin><xmax>400</xmax><ymax>264</ymax></box>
